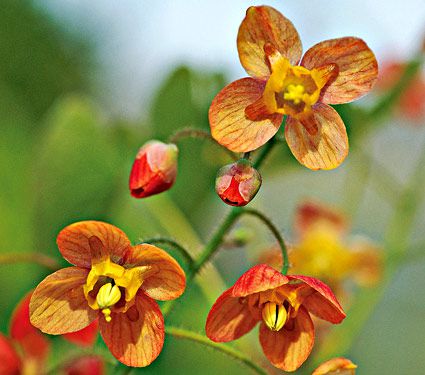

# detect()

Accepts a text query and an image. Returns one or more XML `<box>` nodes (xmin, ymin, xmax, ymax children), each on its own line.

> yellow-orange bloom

<box><xmin>313</xmin><ymin>357</ymin><xmax>357</xmax><ymax>374</ymax></box>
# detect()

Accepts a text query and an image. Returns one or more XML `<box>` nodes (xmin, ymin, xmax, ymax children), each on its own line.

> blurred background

<box><xmin>0</xmin><ymin>1</ymin><xmax>424</xmax><ymax>374</ymax></box>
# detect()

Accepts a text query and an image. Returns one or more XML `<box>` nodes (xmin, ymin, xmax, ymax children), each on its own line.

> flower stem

<box><xmin>166</xmin><ymin>326</ymin><xmax>268</xmax><ymax>375</ymax></box>
<box><xmin>242</xmin><ymin>208</ymin><xmax>289</xmax><ymax>275</ymax></box>
<box><xmin>0</xmin><ymin>253</ymin><xmax>59</xmax><ymax>271</ymax></box>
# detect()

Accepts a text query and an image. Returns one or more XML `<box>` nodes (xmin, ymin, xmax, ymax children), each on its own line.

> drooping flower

<box><xmin>205</xmin><ymin>264</ymin><xmax>345</xmax><ymax>372</ymax></box>
<box><xmin>312</xmin><ymin>357</ymin><xmax>357</xmax><ymax>374</ymax></box>
<box><xmin>215</xmin><ymin>159</ymin><xmax>262</xmax><ymax>206</ymax></box>
<box><xmin>30</xmin><ymin>221</ymin><xmax>186</xmax><ymax>367</ymax></box>
<box><xmin>129</xmin><ymin>140</ymin><xmax>178</xmax><ymax>198</ymax></box>
<box><xmin>209</xmin><ymin>5</ymin><xmax>378</xmax><ymax>170</ymax></box>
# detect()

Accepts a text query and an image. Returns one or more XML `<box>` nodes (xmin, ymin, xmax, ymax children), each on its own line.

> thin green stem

<box><xmin>166</xmin><ymin>327</ymin><xmax>268</xmax><ymax>375</ymax></box>
<box><xmin>243</xmin><ymin>208</ymin><xmax>290</xmax><ymax>275</ymax></box>
<box><xmin>0</xmin><ymin>253</ymin><xmax>59</xmax><ymax>271</ymax></box>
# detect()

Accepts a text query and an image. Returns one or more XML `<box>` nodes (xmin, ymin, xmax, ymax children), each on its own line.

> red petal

<box><xmin>301</xmin><ymin>37</ymin><xmax>378</xmax><ymax>104</ymax></box>
<box><xmin>237</xmin><ymin>6</ymin><xmax>302</xmax><ymax>78</ymax></box>
<box><xmin>30</xmin><ymin>267</ymin><xmax>97</xmax><ymax>335</ymax></box>
<box><xmin>64</xmin><ymin>355</ymin><xmax>104</xmax><ymax>375</ymax></box>
<box><xmin>64</xmin><ymin>320</ymin><xmax>98</xmax><ymax>347</ymax></box>
<box><xmin>57</xmin><ymin>221</ymin><xmax>132</xmax><ymax>268</ymax></box>
<box><xmin>259</xmin><ymin>306</ymin><xmax>314</xmax><ymax>371</ymax></box>
<box><xmin>285</xmin><ymin>103</ymin><xmax>349</xmax><ymax>170</ymax></box>
<box><xmin>205</xmin><ymin>289</ymin><xmax>258</xmax><ymax>342</ymax></box>
<box><xmin>0</xmin><ymin>333</ymin><xmax>21</xmax><ymax>374</ymax></box>
<box><xmin>288</xmin><ymin>275</ymin><xmax>345</xmax><ymax>323</ymax></box>
<box><xmin>209</xmin><ymin>78</ymin><xmax>283</xmax><ymax>152</ymax></box>
<box><xmin>100</xmin><ymin>293</ymin><xmax>164</xmax><ymax>367</ymax></box>
<box><xmin>231</xmin><ymin>264</ymin><xmax>289</xmax><ymax>297</ymax></box>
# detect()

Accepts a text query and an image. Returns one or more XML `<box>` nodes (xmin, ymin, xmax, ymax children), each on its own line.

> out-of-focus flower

<box><xmin>205</xmin><ymin>264</ymin><xmax>345</xmax><ymax>372</ymax></box>
<box><xmin>209</xmin><ymin>5</ymin><xmax>378</xmax><ymax>170</ymax></box>
<box><xmin>377</xmin><ymin>61</ymin><xmax>425</xmax><ymax>122</ymax></box>
<box><xmin>312</xmin><ymin>357</ymin><xmax>357</xmax><ymax>374</ymax></box>
<box><xmin>63</xmin><ymin>355</ymin><xmax>104</xmax><ymax>375</ymax></box>
<box><xmin>30</xmin><ymin>221</ymin><xmax>186</xmax><ymax>367</ymax></box>
<box><xmin>215</xmin><ymin>159</ymin><xmax>261</xmax><ymax>206</ymax></box>
<box><xmin>129</xmin><ymin>140</ymin><xmax>178</xmax><ymax>198</ymax></box>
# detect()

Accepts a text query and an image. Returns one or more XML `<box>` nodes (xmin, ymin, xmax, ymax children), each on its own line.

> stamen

<box><xmin>283</xmin><ymin>84</ymin><xmax>305</xmax><ymax>105</ymax></box>
<box><xmin>262</xmin><ymin>302</ymin><xmax>288</xmax><ymax>331</ymax></box>
<box><xmin>96</xmin><ymin>283</ymin><xmax>121</xmax><ymax>322</ymax></box>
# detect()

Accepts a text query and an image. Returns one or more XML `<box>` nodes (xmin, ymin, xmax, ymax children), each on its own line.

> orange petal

<box><xmin>259</xmin><ymin>306</ymin><xmax>314</xmax><ymax>371</ymax></box>
<box><xmin>30</xmin><ymin>267</ymin><xmax>97</xmax><ymax>335</ymax></box>
<box><xmin>125</xmin><ymin>244</ymin><xmax>186</xmax><ymax>301</ymax></box>
<box><xmin>285</xmin><ymin>103</ymin><xmax>349</xmax><ymax>170</ymax></box>
<box><xmin>205</xmin><ymin>289</ymin><xmax>258</xmax><ymax>342</ymax></box>
<box><xmin>237</xmin><ymin>6</ymin><xmax>302</xmax><ymax>78</ymax></box>
<box><xmin>301</xmin><ymin>37</ymin><xmax>378</xmax><ymax>104</ymax></box>
<box><xmin>313</xmin><ymin>357</ymin><xmax>357</xmax><ymax>375</ymax></box>
<box><xmin>0</xmin><ymin>333</ymin><xmax>21</xmax><ymax>374</ymax></box>
<box><xmin>99</xmin><ymin>292</ymin><xmax>164</xmax><ymax>367</ymax></box>
<box><xmin>209</xmin><ymin>78</ymin><xmax>283</xmax><ymax>152</ymax></box>
<box><xmin>57</xmin><ymin>221</ymin><xmax>132</xmax><ymax>268</ymax></box>
<box><xmin>64</xmin><ymin>320</ymin><xmax>99</xmax><ymax>347</ymax></box>
<box><xmin>231</xmin><ymin>264</ymin><xmax>289</xmax><ymax>297</ymax></box>
<box><xmin>288</xmin><ymin>275</ymin><xmax>345</xmax><ymax>324</ymax></box>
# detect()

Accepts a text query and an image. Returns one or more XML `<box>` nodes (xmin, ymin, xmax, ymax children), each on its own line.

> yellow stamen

<box><xmin>96</xmin><ymin>283</ymin><xmax>121</xmax><ymax>322</ymax></box>
<box><xmin>284</xmin><ymin>84</ymin><xmax>305</xmax><ymax>105</ymax></box>
<box><xmin>262</xmin><ymin>302</ymin><xmax>287</xmax><ymax>331</ymax></box>
<box><xmin>101</xmin><ymin>308</ymin><xmax>112</xmax><ymax>323</ymax></box>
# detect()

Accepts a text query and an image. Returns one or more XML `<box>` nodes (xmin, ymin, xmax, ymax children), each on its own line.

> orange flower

<box><xmin>30</xmin><ymin>221</ymin><xmax>186</xmax><ymax>367</ymax></box>
<box><xmin>205</xmin><ymin>264</ymin><xmax>345</xmax><ymax>372</ymax></box>
<box><xmin>209</xmin><ymin>5</ymin><xmax>378</xmax><ymax>170</ymax></box>
<box><xmin>312</xmin><ymin>357</ymin><xmax>357</xmax><ymax>374</ymax></box>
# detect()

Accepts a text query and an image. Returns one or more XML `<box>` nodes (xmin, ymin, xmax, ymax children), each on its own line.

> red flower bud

<box><xmin>129</xmin><ymin>141</ymin><xmax>178</xmax><ymax>198</ymax></box>
<box><xmin>215</xmin><ymin>159</ymin><xmax>261</xmax><ymax>206</ymax></box>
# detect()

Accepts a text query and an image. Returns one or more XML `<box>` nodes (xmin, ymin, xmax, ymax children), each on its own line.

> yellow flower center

<box><xmin>96</xmin><ymin>283</ymin><xmax>121</xmax><ymax>322</ymax></box>
<box><xmin>262</xmin><ymin>302</ymin><xmax>288</xmax><ymax>331</ymax></box>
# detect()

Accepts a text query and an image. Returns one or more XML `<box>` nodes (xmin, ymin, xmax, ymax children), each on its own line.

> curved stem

<box><xmin>0</xmin><ymin>253</ymin><xmax>59</xmax><ymax>271</ymax></box>
<box><xmin>140</xmin><ymin>237</ymin><xmax>194</xmax><ymax>269</ymax></box>
<box><xmin>166</xmin><ymin>327</ymin><xmax>268</xmax><ymax>375</ymax></box>
<box><xmin>242</xmin><ymin>209</ymin><xmax>290</xmax><ymax>275</ymax></box>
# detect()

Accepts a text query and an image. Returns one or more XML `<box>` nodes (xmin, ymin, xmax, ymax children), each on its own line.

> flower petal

<box><xmin>237</xmin><ymin>5</ymin><xmax>302</xmax><ymax>78</ymax></box>
<box><xmin>57</xmin><ymin>221</ymin><xmax>132</xmax><ymax>268</ymax></box>
<box><xmin>259</xmin><ymin>306</ymin><xmax>314</xmax><ymax>371</ymax></box>
<box><xmin>301</xmin><ymin>37</ymin><xmax>378</xmax><ymax>104</ymax></box>
<box><xmin>312</xmin><ymin>357</ymin><xmax>357</xmax><ymax>375</ymax></box>
<box><xmin>99</xmin><ymin>292</ymin><xmax>164</xmax><ymax>367</ymax></box>
<box><xmin>231</xmin><ymin>264</ymin><xmax>289</xmax><ymax>297</ymax></box>
<box><xmin>63</xmin><ymin>355</ymin><xmax>104</xmax><ymax>375</ymax></box>
<box><xmin>288</xmin><ymin>275</ymin><xmax>345</xmax><ymax>323</ymax></box>
<box><xmin>285</xmin><ymin>103</ymin><xmax>349</xmax><ymax>170</ymax></box>
<box><xmin>125</xmin><ymin>244</ymin><xmax>186</xmax><ymax>301</ymax></box>
<box><xmin>30</xmin><ymin>267</ymin><xmax>97</xmax><ymax>335</ymax></box>
<box><xmin>209</xmin><ymin>78</ymin><xmax>283</xmax><ymax>152</ymax></box>
<box><xmin>64</xmin><ymin>320</ymin><xmax>99</xmax><ymax>347</ymax></box>
<box><xmin>0</xmin><ymin>333</ymin><xmax>21</xmax><ymax>374</ymax></box>
<box><xmin>205</xmin><ymin>289</ymin><xmax>258</xmax><ymax>342</ymax></box>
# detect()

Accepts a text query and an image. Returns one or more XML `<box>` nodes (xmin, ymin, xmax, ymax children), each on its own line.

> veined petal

<box><xmin>64</xmin><ymin>320</ymin><xmax>99</xmax><ymax>347</ymax></box>
<box><xmin>285</xmin><ymin>103</ymin><xmax>349</xmax><ymax>170</ymax></box>
<box><xmin>30</xmin><ymin>267</ymin><xmax>97</xmax><ymax>335</ymax></box>
<box><xmin>209</xmin><ymin>78</ymin><xmax>283</xmax><ymax>152</ymax></box>
<box><xmin>99</xmin><ymin>292</ymin><xmax>164</xmax><ymax>367</ymax></box>
<box><xmin>57</xmin><ymin>221</ymin><xmax>132</xmax><ymax>268</ymax></box>
<box><xmin>231</xmin><ymin>264</ymin><xmax>289</xmax><ymax>297</ymax></box>
<box><xmin>237</xmin><ymin>6</ymin><xmax>302</xmax><ymax>78</ymax></box>
<box><xmin>205</xmin><ymin>289</ymin><xmax>258</xmax><ymax>342</ymax></box>
<box><xmin>125</xmin><ymin>244</ymin><xmax>186</xmax><ymax>301</ymax></box>
<box><xmin>0</xmin><ymin>333</ymin><xmax>21</xmax><ymax>374</ymax></box>
<box><xmin>313</xmin><ymin>357</ymin><xmax>357</xmax><ymax>375</ymax></box>
<box><xmin>288</xmin><ymin>275</ymin><xmax>345</xmax><ymax>323</ymax></box>
<box><xmin>301</xmin><ymin>37</ymin><xmax>378</xmax><ymax>104</ymax></box>
<box><xmin>259</xmin><ymin>306</ymin><xmax>314</xmax><ymax>371</ymax></box>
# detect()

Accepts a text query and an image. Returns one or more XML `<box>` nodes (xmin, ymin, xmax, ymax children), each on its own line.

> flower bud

<box><xmin>215</xmin><ymin>159</ymin><xmax>261</xmax><ymax>206</ymax></box>
<box><xmin>129</xmin><ymin>140</ymin><xmax>178</xmax><ymax>198</ymax></box>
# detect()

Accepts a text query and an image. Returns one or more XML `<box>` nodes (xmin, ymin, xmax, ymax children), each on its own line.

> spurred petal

<box><xmin>209</xmin><ymin>78</ymin><xmax>283</xmax><ymax>152</ymax></box>
<box><xmin>301</xmin><ymin>37</ymin><xmax>378</xmax><ymax>104</ymax></box>
<box><xmin>205</xmin><ymin>289</ymin><xmax>258</xmax><ymax>342</ymax></box>
<box><xmin>285</xmin><ymin>103</ymin><xmax>348</xmax><ymax>170</ymax></box>
<box><xmin>0</xmin><ymin>333</ymin><xmax>21</xmax><ymax>374</ymax></box>
<box><xmin>64</xmin><ymin>320</ymin><xmax>99</xmax><ymax>347</ymax></box>
<box><xmin>57</xmin><ymin>221</ymin><xmax>132</xmax><ymax>268</ymax></box>
<box><xmin>237</xmin><ymin>6</ymin><xmax>302</xmax><ymax>78</ymax></box>
<box><xmin>125</xmin><ymin>244</ymin><xmax>186</xmax><ymax>301</ymax></box>
<box><xmin>259</xmin><ymin>306</ymin><xmax>314</xmax><ymax>371</ymax></box>
<box><xmin>231</xmin><ymin>264</ymin><xmax>289</xmax><ymax>297</ymax></box>
<box><xmin>313</xmin><ymin>357</ymin><xmax>357</xmax><ymax>375</ymax></box>
<box><xmin>30</xmin><ymin>267</ymin><xmax>97</xmax><ymax>335</ymax></box>
<box><xmin>288</xmin><ymin>275</ymin><xmax>345</xmax><ymax>323</ymax></box>
<box><xmin>64</xmin><ymin>355</ymin><xmax>104</xmax><ymax>375</ymax></box>
<box><xmin>99</xmin><ymin>292</ymin><xmax>164</xmax><ymax>367</ymax></box>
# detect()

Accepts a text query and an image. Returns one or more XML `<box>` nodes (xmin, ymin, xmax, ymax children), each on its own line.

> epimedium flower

<box><xmin>209</xmin><ymin>5</ymin><xmax>378</xmax><ymax>170</ymax></box>
<box><xmin>205</xmin><ymin>264</ymin><xmax>345</xmax><ymax>372</ymax></box>
<box><xmin>129</xmin><ymin>140</ymin><xmax>178</xmax><ymax>198</ymax></box>
<box><xmin>30</xmin><ymin>221</ymin><xmax>186</xmax><ymax>367</ymax></box>
<box><xmin>312</xmin><ymin>357</ymin><xmax>357</xmax><ymax>375</ymax></box>
<box><xmin>215</xmin><ymin>159</ymin><xmax>261</xmax><ymax>206</ymax></box>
